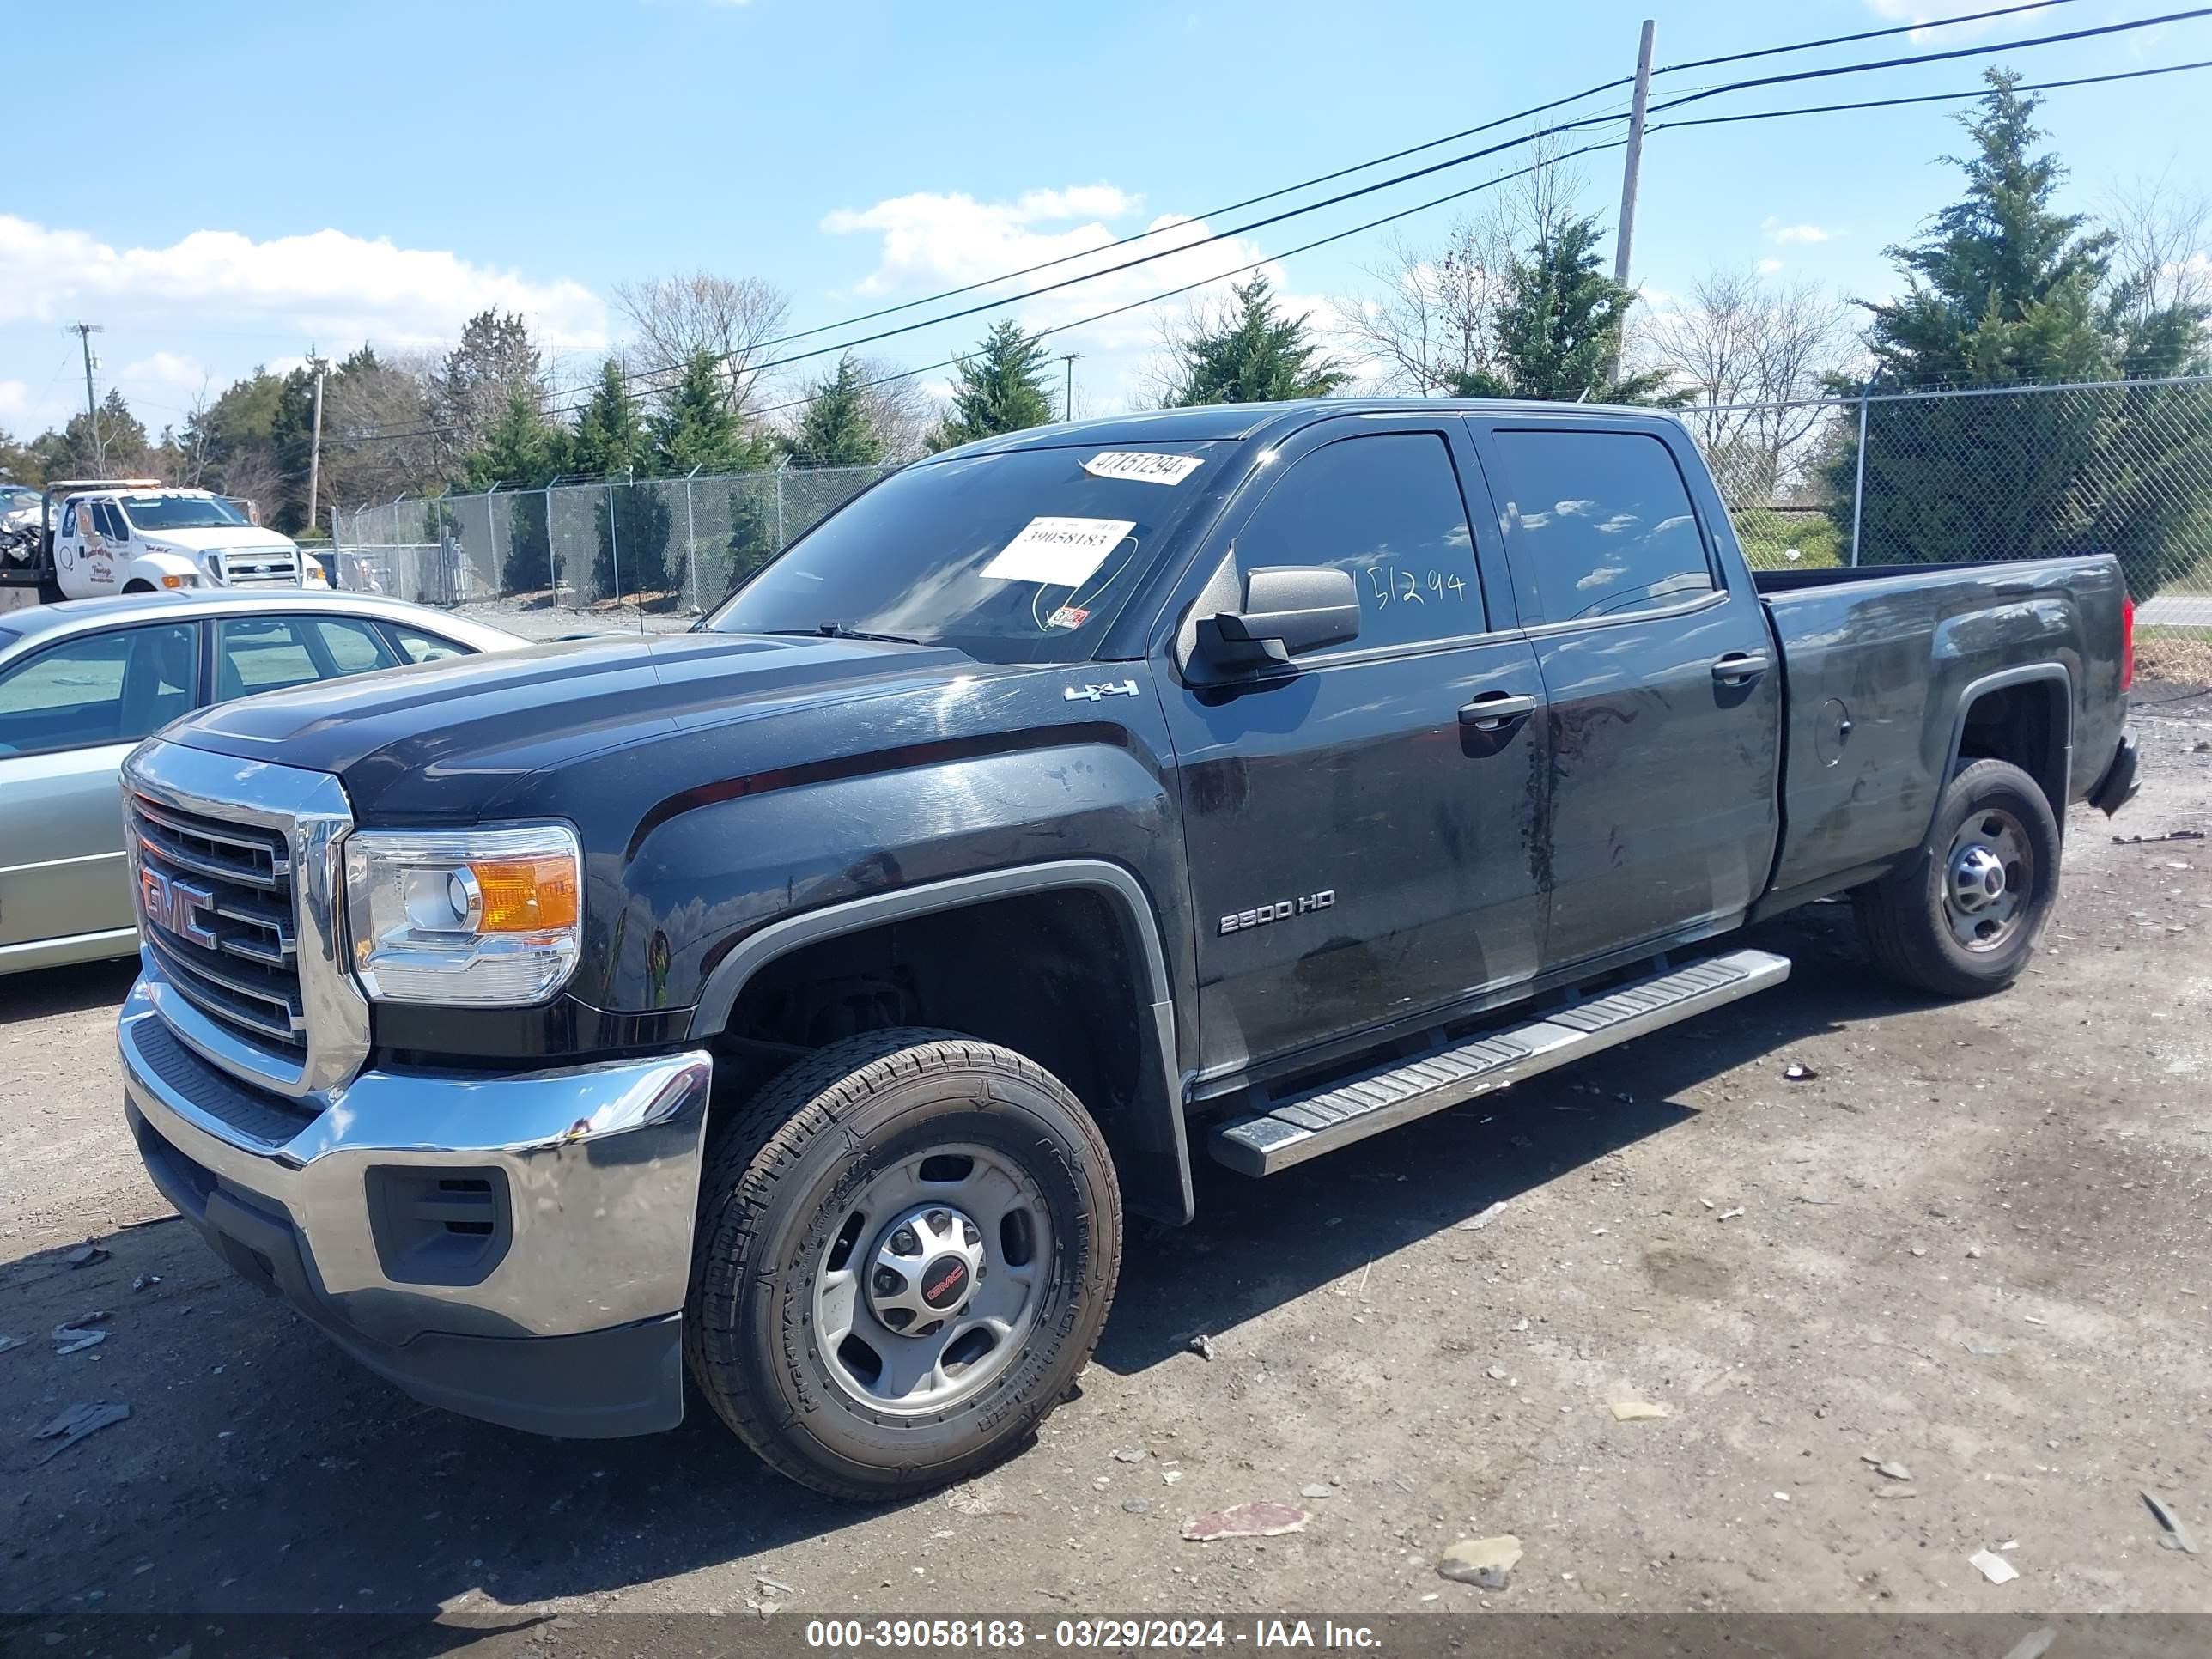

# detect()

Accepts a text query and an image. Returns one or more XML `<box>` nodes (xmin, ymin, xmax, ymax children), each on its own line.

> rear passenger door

<box><xmin>1471</xmin><ymin>417</ymin><xmax>1781</xmax><ymax>969</ymax></box>
<box><xmin>212</xmin><ymin>613</ymin><xmax>403</xmax><ymax>701</ymax></box>
<box><xmin>1161</xmin><ymin>417</ymin><xmax>1549</xmax><ymax>1082</ymax></box>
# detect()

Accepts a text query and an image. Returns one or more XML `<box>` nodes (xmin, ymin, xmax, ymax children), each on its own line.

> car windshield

<box><xmin>705</xmin><ymin>442</ymin><xmax>1233</xmax><ymax>663</ymax></box>
<box><xmin>117</xmin><ymin>494</ymin><xmax>250</xmax><ymax>531</ymax></box>
<box><xmin>0</xmin><ymin>487</ymin><xmax>34</xmax><ymax>507</ymax></box>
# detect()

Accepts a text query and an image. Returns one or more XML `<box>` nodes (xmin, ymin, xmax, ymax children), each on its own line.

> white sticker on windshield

<box><xmin>981</xmin><ymin>516</ymin><xmax>1135</xmax><ymax>587</ymax></box>
<box><xmin>1082</xmin><ymin>451</ymin><xmax>1203</xmax><ymax>486</ymax></box>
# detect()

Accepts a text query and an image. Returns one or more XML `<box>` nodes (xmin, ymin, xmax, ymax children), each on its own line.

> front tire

<box><xmin>686</xmin><ymin>1029</ymin><xmax>1121</xmax><ymax>1500</ymax></box>
<box><xmin>122</xmin><ymin>580</ymin><xmax>155</xmax><ymax>593</ymax></box>
<box><xmin>1855</xmin><ymin>757</ymin><xmax>2061</xmax><ymax>997</ymax></box>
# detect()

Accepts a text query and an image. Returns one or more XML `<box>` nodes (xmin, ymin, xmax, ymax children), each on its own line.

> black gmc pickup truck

<box><xmin>115</xmin><ymin>398</ymin><xmax>2139</xmax><ymax>1498</ymax></box>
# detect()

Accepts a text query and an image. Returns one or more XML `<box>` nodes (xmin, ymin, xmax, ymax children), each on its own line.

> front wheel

<box><xmin>1855</xmin><ymin>757</ymin><xmax>2062</xmax><ymax>997</ymax></box>
<box><xmin>686</xmin><ymin>1029</ymin><xmax>1121</xmax><ymax>1500</ymax></box>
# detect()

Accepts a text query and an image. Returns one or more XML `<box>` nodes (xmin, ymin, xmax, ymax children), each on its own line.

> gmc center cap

<box><xmin>921</xmin><ymin>1255</ymin><xmax>970</xmax><ymax>1310</ymax></box>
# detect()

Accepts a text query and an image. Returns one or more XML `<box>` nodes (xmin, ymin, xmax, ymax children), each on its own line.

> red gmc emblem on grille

<box><xmin>139</xmin><ymin>867</ymin><xmax>218</xmax><ymax>950</ymax></box>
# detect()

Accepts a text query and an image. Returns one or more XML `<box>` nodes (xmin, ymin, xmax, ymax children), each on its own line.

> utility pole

<box><xmin>1609</xmin><ymin>19</ymin><xmax>1656</xmax><ymax>389</ymax></box>
<box><xmin>69</xmin><ymin>323</ymin><xmax>106</xmax><ymax>476</ymax></box>
<box><xmin>306</xmin><ymin>357</ymin><xmax>326</xmax><ymax>534</ymax></box>
<box><xmin>1060</xmin><ymin>352</ymin><xmax>1082</xmax><ymax>423</ymax></box>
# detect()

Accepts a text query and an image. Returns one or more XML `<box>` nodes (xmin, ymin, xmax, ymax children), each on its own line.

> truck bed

<box><xmin>1753</xmin><ymin>554</ymin><xmax>2130</xmax><ymax>906</ymax></box>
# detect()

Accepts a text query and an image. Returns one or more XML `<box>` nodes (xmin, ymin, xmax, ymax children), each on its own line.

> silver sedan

<box><xmin>0</xmin><ymin>591</ymin><xmax>522</xmax><ymax>975</ymax></box>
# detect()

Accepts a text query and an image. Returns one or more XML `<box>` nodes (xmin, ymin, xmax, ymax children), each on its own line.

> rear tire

<box><xmin>1855</xmin><ymin>758</ymin><xmax>2061</xmax><ymax>997</ymax></box>
<box><xmin>685</xmin><ymin>1028</ymin><xmax>1121</xmax><ymax>1501</ymax></box>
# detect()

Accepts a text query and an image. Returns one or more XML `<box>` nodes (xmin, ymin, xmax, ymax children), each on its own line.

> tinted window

<box><xmin>0</xmin><ymin>623</ymin><xmax>198</xmax><ymax>757</ymax></box>
<box><xmin>94</xmin><ymin>503</ymin><xmax>129</xmax><ymax>542</ymax></box>
<box><xmin>215</xmin><ymin>615</ymin><xmax>396</xmax><ymax>699</ymax></box>
<box><xmin>1233</xmin><ymin>432</ymin><xmax>1482</xmax><ymax>651</ymax></box>
<box><xmin>708</xmin><ymin>443</ymin><xmax>1232</xmax><ymax>664</ymax></box>
<box><xmin>387</xmin><ymin>624</ymin><xmax>469</xmax><ymax>664</ymax></box>
<box><xmin>1492</xmin><ymin>430</ymin><xmax>1714</xmax><ymax>624</ymax></box>
<box><xmin>58</xmin><ymin>504</ymin><xmax>76</xmax><ymax>536</ymax></box>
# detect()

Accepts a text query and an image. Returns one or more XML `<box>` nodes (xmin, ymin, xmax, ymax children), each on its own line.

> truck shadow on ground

<box><xmin>0</xmin><ymin>956</ymin><xmax>138</xmax><ymax>1022</ymax></box>
<box><xmin>0</xmin><ymin>906</ymin><xmax>1935</xmax><ymax>1623</ymax></box>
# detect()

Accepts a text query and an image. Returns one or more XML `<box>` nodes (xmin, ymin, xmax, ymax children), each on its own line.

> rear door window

<box><xmin>1491</xmin><ymin>429</ymin><xmax>1715</xmax><ymax>625</ymax></box>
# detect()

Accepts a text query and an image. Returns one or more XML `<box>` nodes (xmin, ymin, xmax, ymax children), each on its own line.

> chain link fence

<box><xmin>334</xmin><ymin>382</ymin><xmax>2212</xmax><ymax>689</ymax></box>
<box><xmin>332</xmin><ymin>463</ymin><xmax>896</xmax><ymax>639</ymax></box>
<box><xmin>1696</xmin><ymin>374</ymin><xmax>2212</xmax><ymax>692</ymax></box>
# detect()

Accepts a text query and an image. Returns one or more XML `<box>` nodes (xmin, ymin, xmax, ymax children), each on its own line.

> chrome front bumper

<box><xmin>118</xmin><ymin>975</ymin><xmax>714</xmax><ymax>1437</ymax></box>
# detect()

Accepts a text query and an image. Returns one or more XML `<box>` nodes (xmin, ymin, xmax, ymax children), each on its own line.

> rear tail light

<box><xmin>2121</xmin><ymin>592</ymin><xmax>2136</xmax><ymax>691</ymax></box>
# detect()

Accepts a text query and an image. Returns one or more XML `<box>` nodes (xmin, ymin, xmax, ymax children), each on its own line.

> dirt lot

<box><xmin>3</xmin><ymin>705</ymin><xmax>2209</xmax><ymax>1636</ymax></box>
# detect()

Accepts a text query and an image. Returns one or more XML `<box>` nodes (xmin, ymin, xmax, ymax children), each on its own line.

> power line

<box><xmin>347</xmin><ymin>50</ymin><xmax>2212</xmax><ymax>449</ymax></box>
<box><xmin>1645</xmin><ymin>5</ymin><xmax>2211</xmax><ymax>116</ymax></box>
<box><xmin>1657</xmin><ymin>0</ymin><xmax>2086</xmax><ymax>74</ymax></box>
<box><xmin>549</xmin><ymin>3</ymin><xmax>2212</xmax><ymax>417</ymax></box>
<box><xmin>1649</xmin><ymin>55</ymin><xmax>2212</xmax><ymax>132</ymax></box>
<box><xmin>628</xmin><ymin>0</ymin><xmax>2100</xmax><ymax>373</ymax></box>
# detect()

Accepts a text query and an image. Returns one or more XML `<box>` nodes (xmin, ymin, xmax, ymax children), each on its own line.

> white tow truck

<box><xmin>0</xmin><ymin>480</ymin><xmax>325</xmax><ymax>605</ymax></box>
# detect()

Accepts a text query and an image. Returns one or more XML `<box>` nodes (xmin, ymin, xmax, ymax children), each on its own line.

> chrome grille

<box><xmin>210</xmin><ymin>550</ymin><xmax>300</xmax><ymax>587</ymax></box>
<box><xmin>130</xmin><ymin>793</ymin><xmax>306</xmax><ymax>1052</ymax></box>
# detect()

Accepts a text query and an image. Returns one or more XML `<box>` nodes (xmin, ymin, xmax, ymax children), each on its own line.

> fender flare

<box><xmin>1929</xmin><ymin>664</ymin><xmax>2073</xmax><ymax>847</ymax></box>
<box><xmin>685</xmin><ymin>859</ymin><xmax>1194</xmax><ymax>1224</ymax></box>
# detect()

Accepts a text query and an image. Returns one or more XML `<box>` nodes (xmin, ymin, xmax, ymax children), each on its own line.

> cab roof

<box><xmin>934</xmin><ymin>398</ymin><xmax>1686</xmax><ymax>459</ymax></box>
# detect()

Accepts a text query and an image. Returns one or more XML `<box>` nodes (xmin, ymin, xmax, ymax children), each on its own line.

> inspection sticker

<box><xmin>981</xmin><ymin>516</ymin><xmax>1135</xmax><ymax>586</ymax></box>
<box><xmin>1083</xmin><ymin>451</ymin><xmax>1203</xmax><ymax>486</ymax></box>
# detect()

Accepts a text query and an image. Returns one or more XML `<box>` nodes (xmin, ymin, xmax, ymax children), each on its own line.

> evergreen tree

<box><xmin>1169</xmin><ymin>277</ymin><xmax>1350</xmax><ymax>406</ymax></box>
<box><xmin>1830</xmin><ymin>70</ymin><xmax>2209</xmax><ymax>592</ymax></box>
<box><xmin>1491</xmin><ymin>216</ymin><xmax>1673</xmax><ymax>403</ymax></box>
<box><xmin>571</xmin><ymin>359</ymin><xmax>671</xmax><ymax>597</ymax></box>
<box><xmin>782</xmin><ymin>356</ymin><xmax>886</xmax><ymax>466</ymax></box>
<box><xmin>431</xmin><ymin>310</ymin><xmax>544</xmax><ymax>459</ymax></box>
<box><xmin>466</xmin><ymin>390</ymin><xmax>565</xmax><ymax>593</ymax></box>
<box><xmin>650</xmin><ymin>349</ymin><xmax>776</xmax><ymax>474</ymax></box>
<box><xmin>927</xmin><ymin>322</ymin><xmax>1056</xmax><ymax>451</ymax></box>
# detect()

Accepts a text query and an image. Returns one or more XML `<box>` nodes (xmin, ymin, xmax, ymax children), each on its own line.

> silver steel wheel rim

<box><xmin>1943</xmin><ymin>807</ymin><xmax>2034</xmax><ymax>951</ymax></box>
<box><xmin>811</xmin><ymin>1142</ymin><xmax>1052</xmax><ymax>1416</ymax></box>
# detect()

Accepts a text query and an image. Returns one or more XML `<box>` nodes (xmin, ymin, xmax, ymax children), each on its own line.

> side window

<box><xmin>386</xmin><ymin>624</ymin><xmax>470</xmax><ymax>664</ymax></box>
<box><xmin>94</xmin><ymin>503</ymin><xmax>130</xmax><ymax>542</ymax></box>
<box><xmin>1491</xmin><ymin>430</ymin><xmax>1715</xmax><ymax>625</ymax></box>
<box><xmin>59</xmin><ymin>503</ymin><xmax>77</xmax><ymax>537</ymax></box>
<box><xmin>0</xmin><ymin>624</ymin><xmax>198</xmax><ymax>757</ymax></box>
<box><xmin>215</xmin><ymin>615</ymin><xmax>398</xmax><ymax>701</ymax></box>
<box><xmin>312</xmin><ymin>618</ymin><xmax>400</xmax><ymax>676</ymax></box>
<box><xmin>1232</xmin><ymin>432</ymin><xmax>1483</xmax><ymax>652</ymax></box>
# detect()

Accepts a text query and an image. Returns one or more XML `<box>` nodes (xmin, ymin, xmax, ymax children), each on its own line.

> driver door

<box><xmin>1159</xmin><ymin>416</ymin><xmax>1549</xmax><ymax>1084</ymax></box>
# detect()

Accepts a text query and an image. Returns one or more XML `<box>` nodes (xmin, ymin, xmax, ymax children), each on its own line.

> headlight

<box><xmin>303</xmin><ymin>562</ymin><xmax>329</xmax><ymax>585</ymax></box>
<box><xmin>159</xmin><ymin>574</ymin><xmax>202</xmax><ymax>589</ymax></box>
<box><xmin>343</xmin><ymin>824</ymin><xmax>582</xmax><ymax>1005</ymax></box>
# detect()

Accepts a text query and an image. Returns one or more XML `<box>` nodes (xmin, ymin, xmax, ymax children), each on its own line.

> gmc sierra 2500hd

<box><xmin>116</xmin><ymin>399</ymin><xmax>2139</xmax><ymax>1498</ymax></box>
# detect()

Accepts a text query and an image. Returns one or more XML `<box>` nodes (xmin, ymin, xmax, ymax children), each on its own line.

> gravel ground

<box><xmin>2</xmin><ymin>705</ymin><xmax>2208</xmax><ymax>1636</ymax></box>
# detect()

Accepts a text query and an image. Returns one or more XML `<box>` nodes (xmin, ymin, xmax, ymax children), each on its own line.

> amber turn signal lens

<box><xmin>468</xmin><ymin>856</ymin><xmax>579</xmax><ymax>933</ymax></box>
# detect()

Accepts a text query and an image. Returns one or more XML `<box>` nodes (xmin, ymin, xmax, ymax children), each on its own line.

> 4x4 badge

<box><xmin>1063</xmin><ymin>679</ymin><xmax>1140</xmax><ymax>702</ymax></box>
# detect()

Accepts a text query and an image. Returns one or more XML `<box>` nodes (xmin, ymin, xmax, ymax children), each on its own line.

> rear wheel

<box><xmin>686</xmin><ymin>1028</ymin><xmax>1121</xmax><ymax>1500</ymax></box>
<box><xmin>1856</xmin><ymin>758</ymin><xmax>2061</xmax><ymax>997</ymax></box>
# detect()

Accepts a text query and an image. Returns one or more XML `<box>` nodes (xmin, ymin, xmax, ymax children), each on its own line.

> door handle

<box><xmin>1711</xmin><ymin>652</ymin><xmax>1770</xmax><ymax>686</ymax></box>
<box><xmin>1458</xmin><ymin>691</ymin><xmax>1539</xmax><ymax>732</ymax></box>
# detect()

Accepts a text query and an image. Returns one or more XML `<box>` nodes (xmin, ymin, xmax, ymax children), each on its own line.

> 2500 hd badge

<box><xmin>1220</xmin><ymin>890</ymin><xmax>1336</xmax><ymax>934</ymax></box>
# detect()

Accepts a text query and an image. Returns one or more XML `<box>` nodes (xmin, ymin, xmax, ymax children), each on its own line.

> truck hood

<box><xmin>161</xmin><ymin>629</ymin><xmax>982</xmax><ymax>819</ymax></box>
<box><xmin>142</xmin><ymin>526</ymin><xmax>296</xmax><ymax>556</ymax></box>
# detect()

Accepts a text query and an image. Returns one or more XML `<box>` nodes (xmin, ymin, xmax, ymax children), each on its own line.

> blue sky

<box><xmin>5</xmin><ymin>0</ymin><xmax>2209</xmax><ymax>443</ymax></box>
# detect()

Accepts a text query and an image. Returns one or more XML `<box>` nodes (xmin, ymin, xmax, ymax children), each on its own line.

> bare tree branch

<box><xmin>614</xmin><ymin>270</ymin><xmax>793</xmax><ymax>424</ymax></box>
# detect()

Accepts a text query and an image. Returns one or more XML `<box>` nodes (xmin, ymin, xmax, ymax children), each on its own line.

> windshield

<box><xmin>0</xmin><ymin>487</ymin><xmax>34</xmax><ymax>508</ymax></box>
<box><xmin>706</xmin><ymin>442</ymin><xmax>1232</xmax><ymax>663</ymax></box>
<box><xmin>117</xmin><ymin>494</ymin><xmax>250</xmax><ymax>532</ymax></box>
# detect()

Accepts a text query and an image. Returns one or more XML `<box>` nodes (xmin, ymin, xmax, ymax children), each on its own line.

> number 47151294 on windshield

<box><xmin>1364</xmin><ymin>566</ymin><xmax>1468</xmax><ymax>606</ymax></box>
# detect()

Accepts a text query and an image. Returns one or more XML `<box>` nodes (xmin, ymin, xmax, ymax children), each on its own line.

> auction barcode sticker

<box><xmin>981</xmin><ymin>516</ymin><xmax>1136</xmax><ymax>586</ymax></box>
<box><xmin>1083</xmin><ymin>451</ymin><xmax>1203</xmax><ymax>486</ymax></box>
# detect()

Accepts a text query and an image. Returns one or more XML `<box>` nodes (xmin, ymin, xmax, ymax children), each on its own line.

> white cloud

<box><xmin>121</xmin><ymin>351</ymin><xmax>210</xmax><ymax>392</ymax></box>
<box><xmin>0</xmin><ymin>379</ymin><xmax>27</xmax><ymax>420</ymax></box>
<box><xmin>0</xmin><ymin>216</ymin><xmax>610</xmax><ymax>356</ymax></box>
<box><xmin>1758</xmin><ymin>257</ymin><xmax>1786</xmax><ymax>276</ymax></box>
<box><xmin>1762</xmin><ymin>218</ymin><xmax>1834</xmax><ymax>246</ymax></box>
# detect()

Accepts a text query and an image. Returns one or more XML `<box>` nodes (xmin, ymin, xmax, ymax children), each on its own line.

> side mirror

<box><xmin>1196</xmin><ymin>565</ymin><xmax>1361</xmax><ymax>670</ymax></box>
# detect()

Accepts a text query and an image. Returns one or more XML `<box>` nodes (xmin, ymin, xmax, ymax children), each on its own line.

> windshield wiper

<box><xmin>759</xmin><ymin>623</ymin><xmax>924</xmax><ymax>647</ymax></box>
